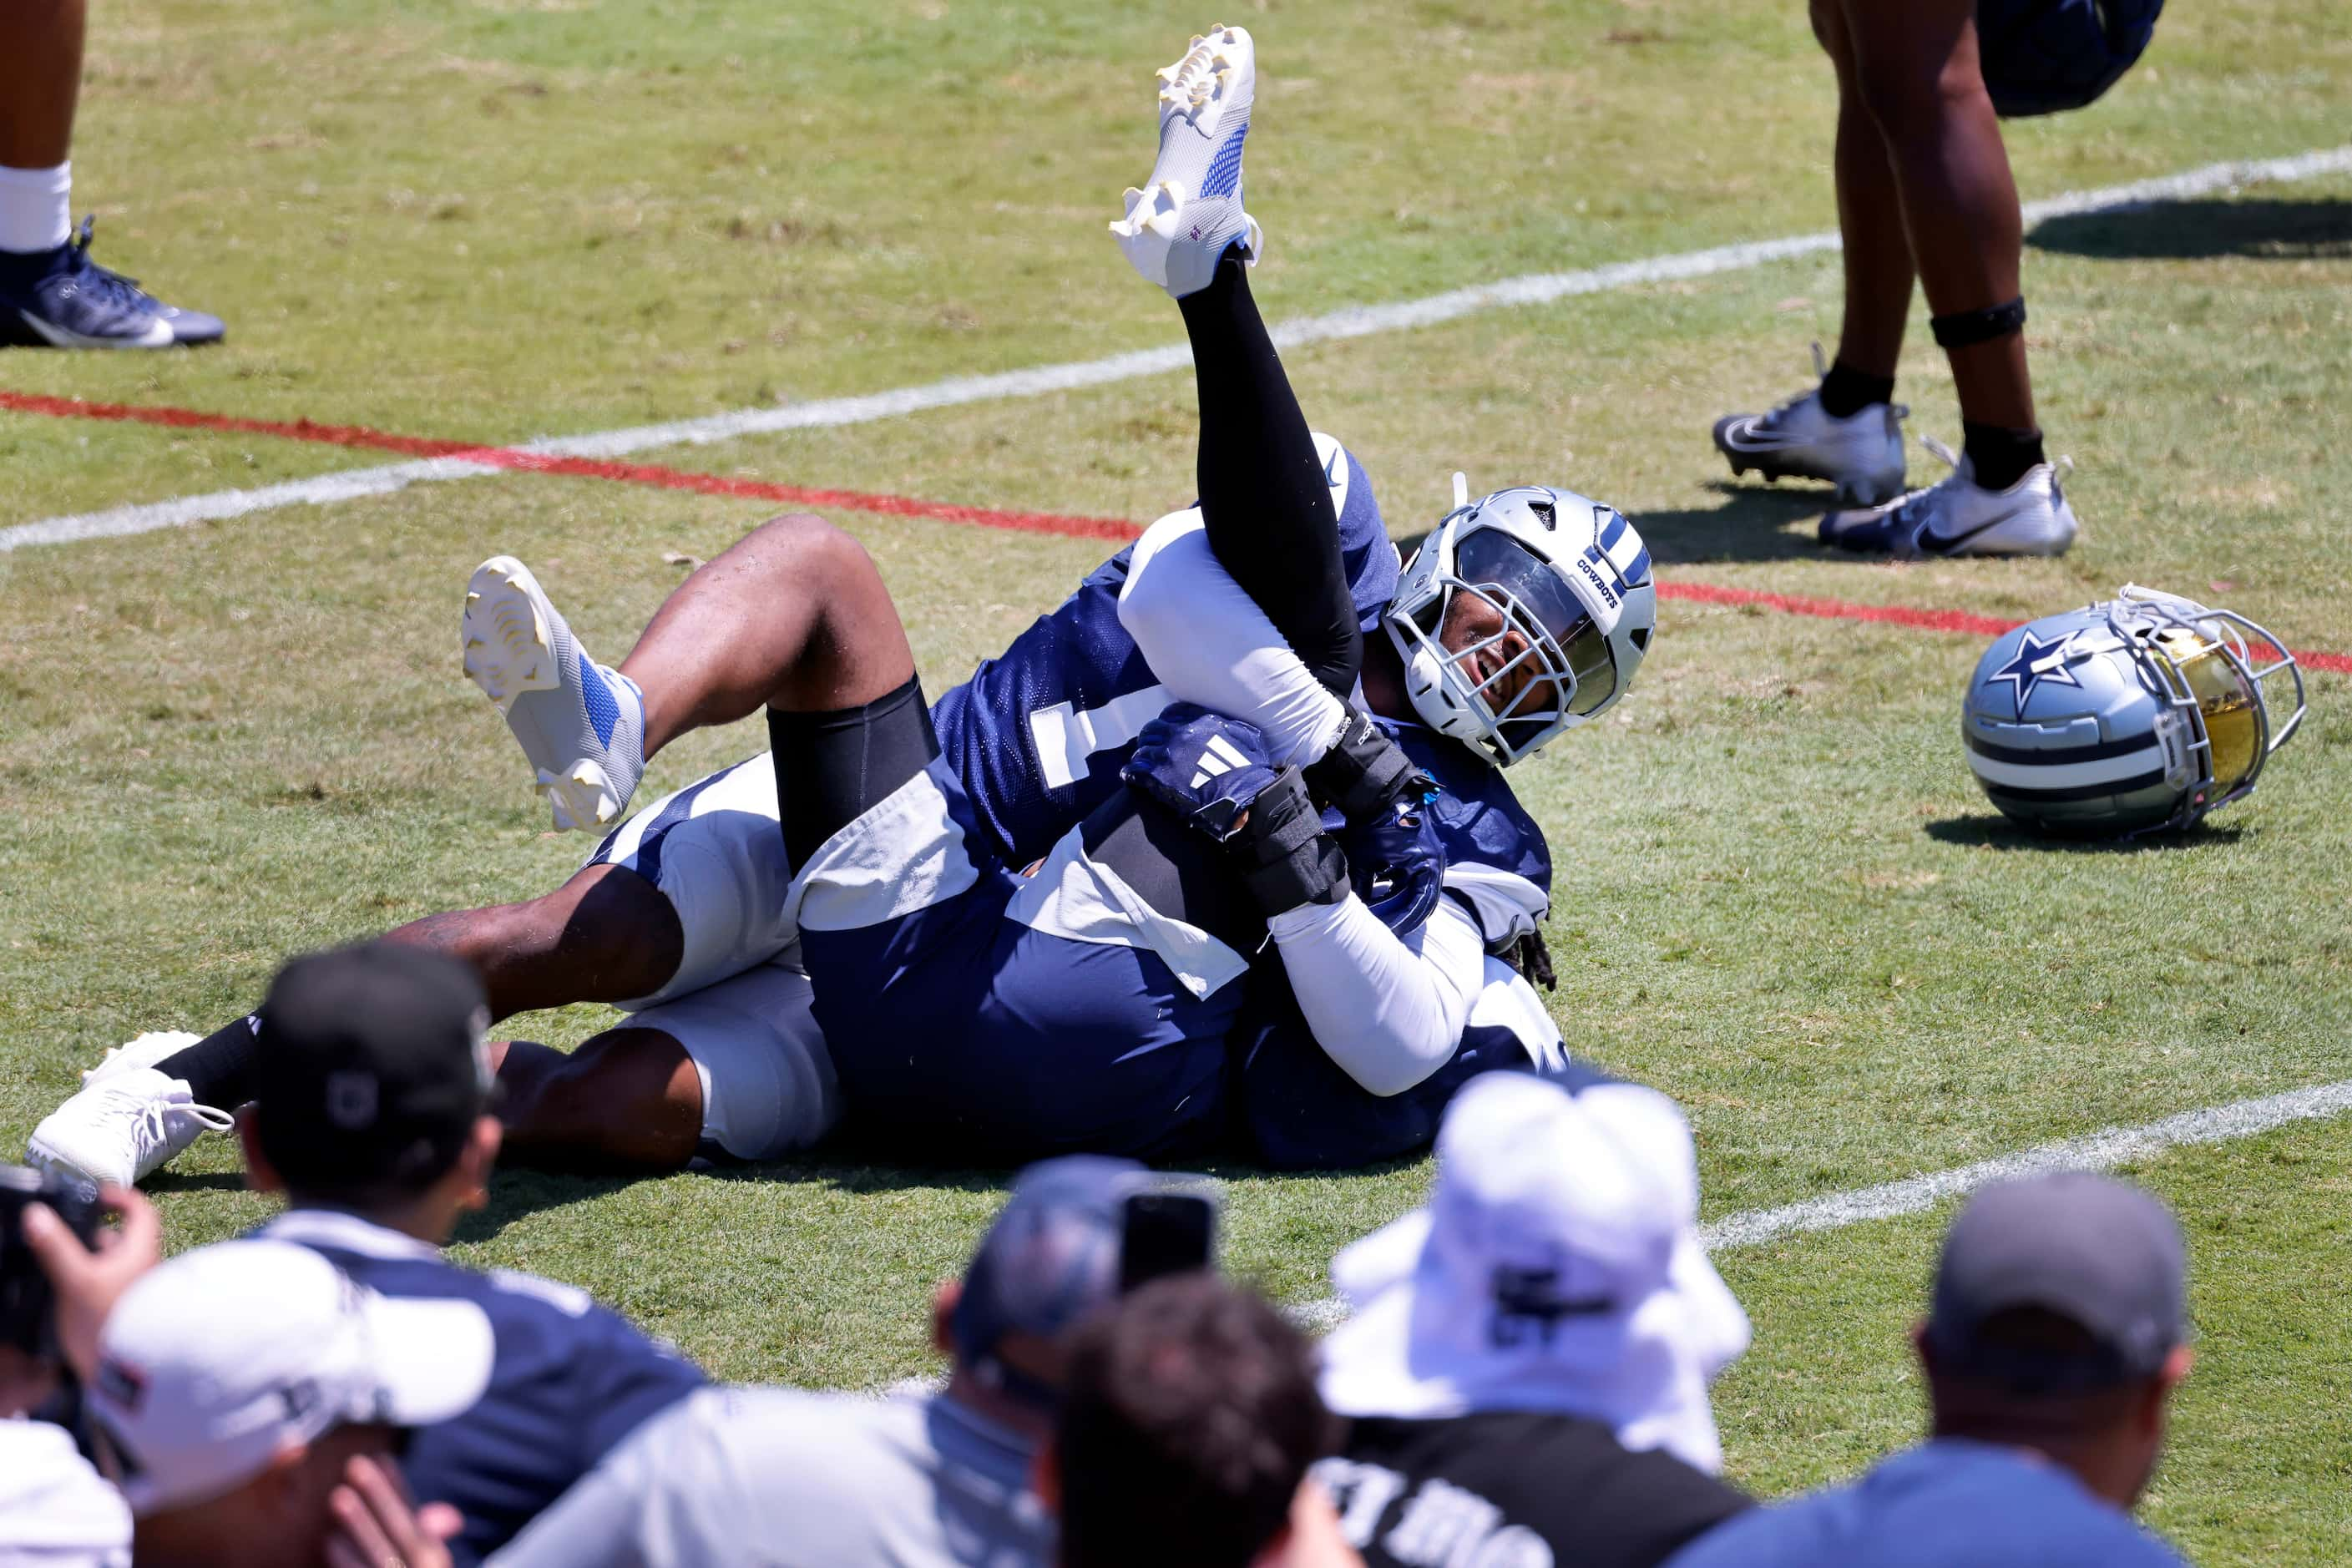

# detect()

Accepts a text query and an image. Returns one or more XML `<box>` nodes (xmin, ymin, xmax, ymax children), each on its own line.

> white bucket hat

<box><xmin>1318</xmin><ymin>1073</ymin><xmax>1751</xmax><ymax>1472</ymax></box>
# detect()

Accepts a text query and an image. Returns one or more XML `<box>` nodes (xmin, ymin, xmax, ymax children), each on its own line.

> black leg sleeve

<box><xmin>768</xmin><ymin>675</ymin><xmax>939</xmax><ymax>873</ymax></box>
<box><xmin>1176</xmin><ymin>255</ymin><xmax>1360</xmax><ymax>696</ymax></box>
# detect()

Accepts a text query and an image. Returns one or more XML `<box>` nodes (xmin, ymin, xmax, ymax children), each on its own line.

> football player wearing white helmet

<box><xmin>1962</xmin><ymin>585</ymin><xmax>2306</xmax><ymax>838</ymax></box>
<box><xmin>1382</xmin><ymin>477</ymin><xmax>1657</xmax><ymax>767</ymax></box>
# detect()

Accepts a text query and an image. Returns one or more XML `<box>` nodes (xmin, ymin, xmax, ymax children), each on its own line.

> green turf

<box><xmin>3</xmin><ymin>0</ymin><xmax>2349</xmax><ymax>1558</ymax></box>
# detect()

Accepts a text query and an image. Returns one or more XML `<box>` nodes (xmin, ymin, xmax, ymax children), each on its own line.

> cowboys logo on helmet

<box><xmin>1385</xmin><ymin>481</ymin><xmax>1658</xmax><ymax>766</ymax></box>
<box><xmin>1962</xmin><ymin>584</ymin><xmax>2307</xmax><ymax>837</ymax></box>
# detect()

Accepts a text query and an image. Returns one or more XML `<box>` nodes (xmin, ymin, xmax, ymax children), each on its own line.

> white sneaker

<box><xmin>1818</xmin><ymin>438</ymin><xmax>2078</xmax><ymax>559</ymax></box>
<box><xmin>1110</xmin><ymin>24</ymin><xmax>1261</xmax><ymax>301</ymax></box>
<box><xmin>463</xmin><ymin>556</ymin><xmax>648</xmax><ymax>832</ymax></box>
<box><xmin>1713</xmin><ymin>347</ymin><xmax>1909</xmax><ymax>506</ymax></box>
<box><xmin>26</xmin><ymin>1034</ymin><xmax>234</xmax><ymax>1200</ymax></box>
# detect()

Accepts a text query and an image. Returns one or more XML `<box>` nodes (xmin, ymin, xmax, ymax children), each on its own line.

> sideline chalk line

<box><xmin>1282</xmin><ymin>1076</ymin><xmax>2352</xmax><ymax>1333</ymax></box>
<box><xmin>7</xmin><ymin>143</ymin><xmax>2348</xmax><ymax>556</ymax></box>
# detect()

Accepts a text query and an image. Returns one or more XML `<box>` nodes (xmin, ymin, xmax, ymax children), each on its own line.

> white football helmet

<box><xmin>1383</xmin><ymin>480</ymin><xmax>1657</xmax><ymax>766</ymax></box>
<box><xmin>1962</xmin><ymin>584</ymin><xmax>2307</xmax><ymax>837</ymax></box>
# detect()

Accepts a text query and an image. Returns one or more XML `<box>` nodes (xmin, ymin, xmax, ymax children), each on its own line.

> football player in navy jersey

<box><xmin>28</xmin><ymin>23</ymin><xmax>1655</xmax><ymax>1189</ymax></box>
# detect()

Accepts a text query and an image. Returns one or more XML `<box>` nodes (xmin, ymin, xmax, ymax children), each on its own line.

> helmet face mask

<box><xmin>1964</xmin><ymin>584</ymin><xmax>2307</xmax><ymax>838</ymax></box>
<box><xmin>1383</xmin><ymin>484</ymin><xmax>1657</xmax><ymax>768</ymax></box>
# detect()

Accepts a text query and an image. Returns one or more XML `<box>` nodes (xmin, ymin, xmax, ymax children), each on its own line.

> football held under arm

<box><xmin>1119</xmin><ymin>509</ymin><xmax>1350</xmax><ymax>767</ymax></box>
<box><xmin>1266</xmin><ymin>892</ymin><xmax>1487</xmax><ymax>1098</ymax></box>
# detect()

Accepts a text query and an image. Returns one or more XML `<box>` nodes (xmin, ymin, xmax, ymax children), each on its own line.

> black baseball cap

<box><xmin>252</xmin><ymin>943</ymin><xmax>496</xmax><ymax>1193</ymax></box>
<box><xmin>1924</xmin><ymin>1171</ymin><xmax>2188</xmax><ymax>1395</ymax></box>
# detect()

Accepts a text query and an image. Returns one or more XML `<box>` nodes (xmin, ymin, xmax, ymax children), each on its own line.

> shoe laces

<box><xmin>96</xmin><ymin>1078</ymin><xmax>234</xmax><ymax>1153</ymax></box>
<box><xmin>53</xmin><ymin>216</ymin><xmax>162</xmax><ymax>314</ymax></box>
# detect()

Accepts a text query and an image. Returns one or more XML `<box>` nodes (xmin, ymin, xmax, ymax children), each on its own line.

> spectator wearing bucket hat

<box><xmin>489</xmin><ymin>1154</ymin><xmax>1221</xmax><ymax>1568</ymax></box>
<box><xmin>1312</xmin><ymin>1070</ymin><xmax>1754</xmax><ymax>1568</ymax></box>
<box><xmin>1667</xmin><ymin>1171</ymin><xmax>2192</xmax><ymax>1567</ymax></box>
<box><xmin>86</xmin><ymin>1237</ymin><xmax>493</xmax><ymax>1567</ymax></box>
<box><xmin>235</xmin><ymin>942</ymin><xmax>706</xmax><ymax>1564</ymax></box>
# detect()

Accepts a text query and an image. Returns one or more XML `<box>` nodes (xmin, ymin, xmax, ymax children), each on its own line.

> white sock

<box><xmin>0</xmin><ymin>161</ymin><xmax>72</xmax><ymax>255</ymax></box>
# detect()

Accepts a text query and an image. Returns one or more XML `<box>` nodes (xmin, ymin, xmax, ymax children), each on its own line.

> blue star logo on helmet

<box><xmin>1985</xmin><ymin>628</ymin><xmax>2084</xmax><ymax>719</ymax></box>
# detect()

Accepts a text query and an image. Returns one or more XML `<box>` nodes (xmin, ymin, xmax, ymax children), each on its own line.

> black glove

<box><xmin>1302</xmin><ymin>707</ymin><xmax>1429</xmax><ymax>823</ymax></box>
<box><xmin>1228</xmin><ymin>767</ymin><xmax>1349</xmax><ymax>917</ymax></box>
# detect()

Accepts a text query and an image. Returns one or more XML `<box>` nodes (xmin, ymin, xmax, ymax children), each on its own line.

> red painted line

<box><xmin>0</xmin><ymin>391</ymin><xmax>1139</xmax><ymax>543</ymax></box>
<box><xmin>1657</xmin><ymin>580</ymin><xmax>2016</xmax><ymax>640</ymax></box>
<box><xmin>8</xmin><ymin>389</ymin><xmax>2346</xmax><ymax>671</ymax></box>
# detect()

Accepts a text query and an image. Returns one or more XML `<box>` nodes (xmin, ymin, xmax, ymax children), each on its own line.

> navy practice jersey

<box><xmin>1395</xmin><ymin>723</ymin><xmax>1551</xmax><ymax>909</ymax></box>
<box><xmin>1235</xmin><ymin>721</ymin><xmax>1560</xmax><ymax>1170</ymax></box>
<box><xmin>254</xmin><ymin>1210</ymin><xmax>707</xmax><ymax>1566</ymax></box>
<box><xmin>931</xmin><ymin>438</ymin><xmax>1397</xmax><ymax>870</ymax></box>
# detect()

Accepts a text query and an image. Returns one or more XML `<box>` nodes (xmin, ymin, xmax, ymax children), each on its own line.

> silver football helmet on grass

<box><xmin>1963</xmin><ymin>584</ymin><xmax>2306</xmax><ymax>837</ymax></box>
<box><xmin>1384</xmin><ymin>480</ymin><xmax>1657</xmax><ymax>766</ymax></box>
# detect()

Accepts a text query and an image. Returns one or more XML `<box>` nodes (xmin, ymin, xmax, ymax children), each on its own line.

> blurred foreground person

<box><xmin>1713</xmin><ymin>0</ymin><xmax>2081</xmax><ymax>558</ymax></box>
<box><xmin>1045</xmin><ymin>1272</ymin><xmax>1351</xmax><ymax>1568</ymax></box>
<box><xmin>489</xmin><ymin>1156</ymin><xmax>1219</xmax><ymax>1568</ymax></box>
<box><xmin>1667</xmin><ymin>1171</ymin><xmax>2193</xmax><ymax>1566</ymax></box>
<box><xmin>1</xmin><ymin>1167</ymin><xmax>149</xmax><ymax>1568</ymax></box>
<box><xmin>237</xmin><ymin>943</ymin><xmax>706</xmax><ymax>1565</ymax></box>
<box><xmin>0</xmin><ymin>0</ymin><xmax>222</xmax><ymax>346</ymax></box>
<box><xmin>1314</xmin><ymin>1071</ymin><xmax>1753</xmax><ymax>1568</ymax></box>
<box><xmin>89</xmin><ymin>1239</ymin><xmax>490</xmax><ymax>1568</ymax></box>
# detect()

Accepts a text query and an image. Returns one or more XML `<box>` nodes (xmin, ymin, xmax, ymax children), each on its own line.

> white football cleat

<box><xmin>1819</xmin><ymin>438</ymin><xmax>2078</xmax><ymax>559</ymax></box>
<box><xmin>463</xmin><ymin>555</ymin><xmax>648</xmax><ymax>832</ymax></box>
<box><xmin>26</xmin><ymin>1033</ymin><xmax>234</xmax><ymax>1201</ymax></box>
<box><xmin>1713</xmin><ymin>346</ymin><xmax>1909</xmax><ymax>506</ymax></box>
<box><xmin>1110</xmin><ymin>24</ymin><xmax>1261</xmax><ymax>300</ymax></box>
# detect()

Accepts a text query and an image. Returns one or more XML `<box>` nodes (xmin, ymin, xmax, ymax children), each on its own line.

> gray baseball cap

<box><xmin>1924</xmin><ymin>1172</ymin><xmax>2188</xmax><ymax>1395</ymax></box>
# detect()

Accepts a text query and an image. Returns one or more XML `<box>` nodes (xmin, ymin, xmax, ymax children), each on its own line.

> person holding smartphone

<box><xmin>486</xmin><ymin>1156</ymin><xmax>1222</xmax><ymax>1568</ymax></box>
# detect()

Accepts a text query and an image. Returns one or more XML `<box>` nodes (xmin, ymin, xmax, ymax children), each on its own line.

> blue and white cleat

<box><xmin>1110</xmin><ymin>23</ymin><xmax>1261</xmax><ymax>301</ymax></box>
<box><xmin>463</xmin><ymin>556</ymin><xmax>648</xmax><ymax>832</ymax></box>
<box><xmin>0</xmin><ymin>217</ymin><xmax>225</xmax><ymax>350</ymax></box>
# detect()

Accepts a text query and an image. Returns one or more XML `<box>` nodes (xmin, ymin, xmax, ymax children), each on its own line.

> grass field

<box><xmin>3</xmin><ymin>0</ymin><xmax>2349</xmax><ymax>1560</ymax></box>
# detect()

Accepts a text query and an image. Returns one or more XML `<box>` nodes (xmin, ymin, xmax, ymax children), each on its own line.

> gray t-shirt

<box><xmin>487</xmin><ymin>1384</ymin><xmax>1054</xmax><ymax>1568</ymax></box>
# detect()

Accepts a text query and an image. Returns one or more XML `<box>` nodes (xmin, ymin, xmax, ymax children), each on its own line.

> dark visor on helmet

<box><xmin>1454</xmin><ymin>528</ymin><xmax>1620</xmax><ymax>721</ymax></box>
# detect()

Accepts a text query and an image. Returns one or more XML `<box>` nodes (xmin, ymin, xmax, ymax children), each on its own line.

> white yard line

<box><xmin>1285</xmin><ymin>1077</ymin><xmax>2352</xmax><ymax>1333</ymax></box>
<box><xmin>7</xmin><ymin>144</ymin><xmax>2349</xmax><ymax>555</ymax></box>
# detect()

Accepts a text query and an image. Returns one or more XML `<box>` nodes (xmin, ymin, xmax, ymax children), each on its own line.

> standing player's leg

<box><xmin>0</xmin><ymin>0</ymin><xmax>222</xmax><ymax>347</ymax></box>
<box><xmin>1710</xmin><ymin>0</ymin><xmax>1912</xmax><ymax>508</ymax></box>
<box><xmin>1112</xmin><ymin>25</ymin><xmax>1358</xmax><ymax>697</ymax></box>
<box><xmin>1816</xmin><ymin>0</ymin><xmax>2076</xmax><ymax>558</ymax></box>
<box><xmin>1820</xmin><ymin>0</ymin><xmax>1915</xmax><ymax>413</ymax></box>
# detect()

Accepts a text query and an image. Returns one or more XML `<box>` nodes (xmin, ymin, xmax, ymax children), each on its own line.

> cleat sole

<box><xmin>462</xmin><ymin>557</ymin><xmax>563</xmax><ymax>715</ymax></box>
<box><xmin>536</xmin><ymin>761</ymin><xmax>623</xmax><ymax>832</ymax></box>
